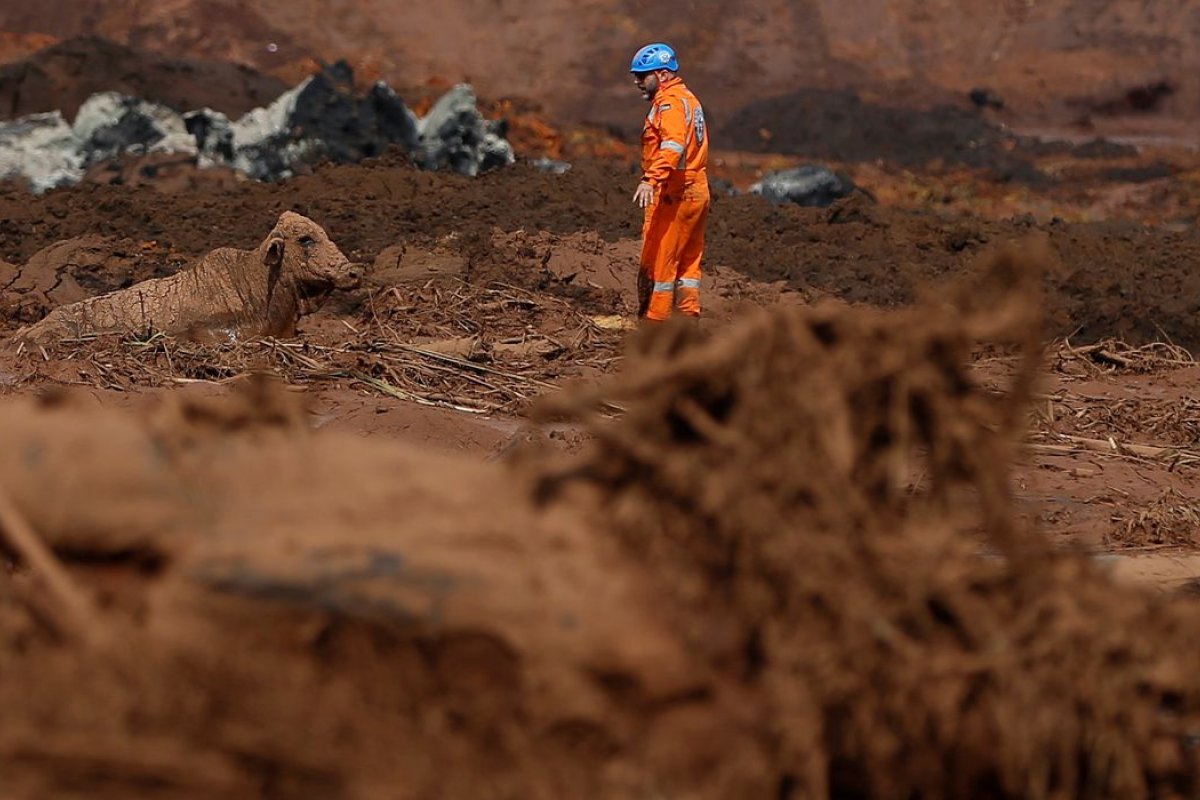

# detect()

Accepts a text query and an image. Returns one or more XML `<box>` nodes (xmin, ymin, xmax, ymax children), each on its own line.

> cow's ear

<box><xmin>264</xmin><ymin>237</ymin><xmax>284</xmax><ymax>268</ymax></box>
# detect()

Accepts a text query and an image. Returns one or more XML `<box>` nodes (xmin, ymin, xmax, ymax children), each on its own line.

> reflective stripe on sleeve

<box><xmin>660</xmin><ymin>140</ymin><xmax>685</xmax><ymax>154</ymax></box>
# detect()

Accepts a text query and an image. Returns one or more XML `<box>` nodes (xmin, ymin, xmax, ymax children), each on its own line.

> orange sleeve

<box><xmin>641</xmin><ymin>97</ymin><xmax>689</xmax><ymax>187</ymax></box>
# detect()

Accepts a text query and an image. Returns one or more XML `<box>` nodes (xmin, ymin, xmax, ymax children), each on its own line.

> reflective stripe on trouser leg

<box><xmin>673</xmin><ymin>193</ymin><xmax>708</xmax><ymax>317</ymax></box>
<box><xmin>639</xmin><ymin>196</ymin><xmax>681</xmax><ymax>321</ymax></box>
<box><xmin>676</xmin><ymin>277</ymin><xmax>701</xmax><ymax>317</ymax></box>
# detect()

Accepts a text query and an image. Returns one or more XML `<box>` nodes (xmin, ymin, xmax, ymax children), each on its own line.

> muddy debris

<box><xmin>3</xmin><ymin>153</ymin><xmax>1200</xmax><ymax>348</ymax></box>
<box><xmin>5</xmin><ymin>242</ymin><xmax>1200</xmax><ymax>796</ymax></box>
<box><xmin>532</xmin><ymin>242</ymin><xmax>1200</xmax><ymax>798</ymax></box>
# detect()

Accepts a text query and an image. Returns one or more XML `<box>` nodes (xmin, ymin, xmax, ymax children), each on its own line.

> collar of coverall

<box><xmin>653</xmin><ymin>74</ymin><xmax>682</xmax><ymax>97</ymax></box>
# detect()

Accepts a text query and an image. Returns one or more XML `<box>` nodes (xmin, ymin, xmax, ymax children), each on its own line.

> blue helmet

<box><xmin>630</xmin><ymin>42</ymin><xmax>678</xmax><ymax>73</ymax></box>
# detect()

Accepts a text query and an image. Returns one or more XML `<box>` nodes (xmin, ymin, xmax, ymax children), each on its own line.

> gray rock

<box><xmin>531</xmin><ymin>157</ymin><xmax>572</xmax><ymax>175</ymax></box>
<box><xmin>363</xmin><ymin>81</ymin><xmax>420</xmax><ymax>154</ymax></box>
<box><xmin>183</xmin><ymin>108</ymin><xmax>235</xmax><ymax>163</ymax></box>
<box><xmin>750</xmin><ymin>165</ymin><xmax>857</xmax><ymax>208</ymax></box>
<box><xmin>0</xmin><ymin>70</ymin><xmax>514</xmax><ymax>191</ymax></box>
<box><xmin>0</xmin><ymin>112</ymin><xmax>84</xmax><ymax>193</ymax></box>
<box><xmin>415</xmin><ymin>84</ymin><xmax>515</xmax><ymax>176</ymax></box>
<box><xmin>72</xmin><ymin>92</ymin><xmax>197</xmax><ymax>167</ymax></box>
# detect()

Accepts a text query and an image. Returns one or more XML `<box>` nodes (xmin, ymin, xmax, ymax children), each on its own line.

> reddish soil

<box><xmin>4</xmin><ymin>0</ymin><xmax>1197</xmax><ymax>140</ymax></box>
<box><xmin>3</xmin><ymin>15</ymin><xmax>1200</xmax><ymax>799</ymax></box>
<box><xmin>4</xmin><ymin>156</ymin><xmax>1200</xmax><ymax>349</ymax></box>
<box><xmin>5</xmin><ymin>248</ymin><xmax>1200</xmax><ymax>797</ymax></box>
<box><xmin>0</xmin><ymin>35</ymin><xmax>288</xmax><ymax>120</ymax></box>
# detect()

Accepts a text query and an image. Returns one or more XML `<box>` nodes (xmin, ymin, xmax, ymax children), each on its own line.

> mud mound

<box><xmin>7</xmin><ymin>0</ymin><xmax>1200</xmax><ymax>139</ymax></box>
<box><xmin>82</xmin><ymin>151</ymin><xmax>245</xmax><ymax>192</ymax></box>
<box><xmin>4</xmin><ymin>158</ymin><xmax>1200</xmax><ymax>349</ymax></box>
<box><xmin>483</xmin><ymin>229</ymin><xmax>638</xmax><ymax>295</ymax></box>
<box><xmin>721</xmin><ymin>89</ymin><xmax>1021</xmax><ymax>170</ymax></box>
<box><xmin>718</xmin><ymin>87</ymin><xmax>1135</xmax><ymax>181</ymax></box>
<box><xmin>6</xmin><ymin>245</ymin><xmax>1200</xmax><ymax>796</ymax></box>
<box><xmin>0</xmin><ymin>159</ymin><xmax>639</xmax><ymax>263</ymax></box>
<box><xmin>0</xmin><ymin>31</ymin><xmax>57</xmax><ymax>64</ymax></box>
<box><xmin>0</xmin><ymin>35</ymin><xmax>288</xmax><ymax>121</ymax></box>
<box><xmin>533</xmin><ymin>245</ymin><xmax>1200</xmax><ymax>797</ymax></box>
<box><xmin>707</xmin><ymin>199</ymin><xmax>1200</xmax><ymax>350</ymax></box>
<box><xmin>0</xmin><ymin>380</ymin><xmax>751</xmax><ymax>798</ymax></box>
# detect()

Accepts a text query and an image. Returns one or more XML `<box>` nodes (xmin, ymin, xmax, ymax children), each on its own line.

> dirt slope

<box><xmin>0</xmin><ymin>0</ymin><xmax>1194</xmax><ymax>137</ymax></box>
<box><xmin>0</xmin><ymin>35</ymin><xmax>287</xmax><ymax>119</ymax></box>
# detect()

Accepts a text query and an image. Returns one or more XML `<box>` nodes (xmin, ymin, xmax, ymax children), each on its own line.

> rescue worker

<box><xmin>629</xmin><ymin>42</ymin><xmax>710</xmax><ymax>324</ymax></box>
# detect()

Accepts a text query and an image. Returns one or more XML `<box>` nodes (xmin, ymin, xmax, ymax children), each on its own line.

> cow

<box><xmin>12</xmin><ymin>211</ymin><xmax>362</xmax><ymax>345</ymax></box>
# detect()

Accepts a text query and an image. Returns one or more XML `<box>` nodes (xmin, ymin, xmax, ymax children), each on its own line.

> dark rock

<box><xmin>750</xmin><ymin>165</ymin><xmax>857</xmax><ymax>208</ymax></box>
<box><xmin>183</xmin><ymin>109</ymin><xmax>235</xmax><ymax>161</ymax></box>
<box><xmin>0</xmin><ymin>59</ymin><xmax>511</xmax><ymax>191</ymax></box>
<box><xmin>415</xmin><ymin>84</ymin><xmax>515</xmax><ymax>176</ymax></box>
<box><xmin>708</xmin><ymin>177</ymin><xmax>739</xmax><ymax>197</ymax></box>
<box><xmin>75</xmin><ymin>96</ymin><xmax>166</xmax><ymax>166</ymax></box>
<box><xmin>1071</xmin><ymin>137</ymin><xmax>1138</xmax><ymax>159</ymax></box>
<box><xmin>362</xmin><ymin>83</ymin><xmax>420</xmax><ymax>155</ymax></box>
<box><xmin>969</xmin><ymin>88</ymin><xmax>1004</xmax><ymax>110</ymax></box>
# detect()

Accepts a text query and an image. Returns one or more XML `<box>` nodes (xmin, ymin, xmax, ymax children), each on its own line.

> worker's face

<box><xmin>633</xmin><ymin>70</ymin><xmax>659</xmax><ymax>101</ymax></box>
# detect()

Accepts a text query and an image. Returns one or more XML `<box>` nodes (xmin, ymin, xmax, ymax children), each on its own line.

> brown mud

<box><xmin>4</xmin><ymin>158</ymin><xmax>1200</xmax><ymax>349</ymax></box>
<box><xmin>0</xmin><ymin>35</ymin><xmax>288</xmax><ymax>120</ymax></box>
<box><xmin>4</xmin><ymin>20</ymin><xmax>1200</xmax><ymax>799</ymax></box>
<box><xmin>7</xmin><ymin>0</ymin><xmax>1199</xmax><ymax>143</ymax></box>
<box><xmin>5</xmin><ymin>249</ymin><xmax>1200</xmax><ymax>798</ymax></box>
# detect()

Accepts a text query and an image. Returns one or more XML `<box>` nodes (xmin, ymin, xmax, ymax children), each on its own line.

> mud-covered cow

<box><xmin>12</xmin><ymin>211</ymin><xmax>362</xmax><ymax>344</ymax></box>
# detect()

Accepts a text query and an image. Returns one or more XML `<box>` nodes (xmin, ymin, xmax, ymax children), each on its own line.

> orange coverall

<box><xmin>638</xmin><ymin>75</ymin><xmax>710</xmax><ymax>321</ymax></box>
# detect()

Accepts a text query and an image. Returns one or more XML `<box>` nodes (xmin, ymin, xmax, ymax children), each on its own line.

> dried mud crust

<box><xmin>3</xmin><ymin>159</ymin><xmax>1200</xmax><ymax>348</ymax></box>
<box><xmin>1016</xmin><ymin>341</ymin><xmax>1200</xmax><ymax>553</ymax></box>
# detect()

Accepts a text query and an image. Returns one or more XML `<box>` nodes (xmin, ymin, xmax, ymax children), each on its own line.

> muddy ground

<box><xmin>4</xmin><ymin>238</ymin><xmax>1200</xmax><ymax>797</ymax></box>
<box><xmin>3</xmin><ymin>148</ymin><xmax>1200</xmax><ymax>796</ymax></box>
<box><xmin>4</xmin><ymin>156</ymin><xmax>1200</xmax><ymax>348</ymax></box>
<box><xmin>4</xmin><ymin>30</ymin><xmax>1200</xmax><ymax>800</ymax></box>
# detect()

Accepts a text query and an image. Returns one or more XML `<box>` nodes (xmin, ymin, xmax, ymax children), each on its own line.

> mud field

<box><xmin>4</xmin><ymin>24</ymin><xmax>1200</xmax><ymax>800</ymax></box>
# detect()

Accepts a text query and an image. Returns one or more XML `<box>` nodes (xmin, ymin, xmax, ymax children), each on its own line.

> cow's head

<box><xmin>261</xmin><ymin>211</ymin><xmax>363</xmax><ymax>313</ymax></box>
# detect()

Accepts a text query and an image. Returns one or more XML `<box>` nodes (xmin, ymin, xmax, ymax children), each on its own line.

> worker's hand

<box><xmin>633</xmin><ymin>181</ymin><xmax>655</xmax><ymax>208</ymax></box>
